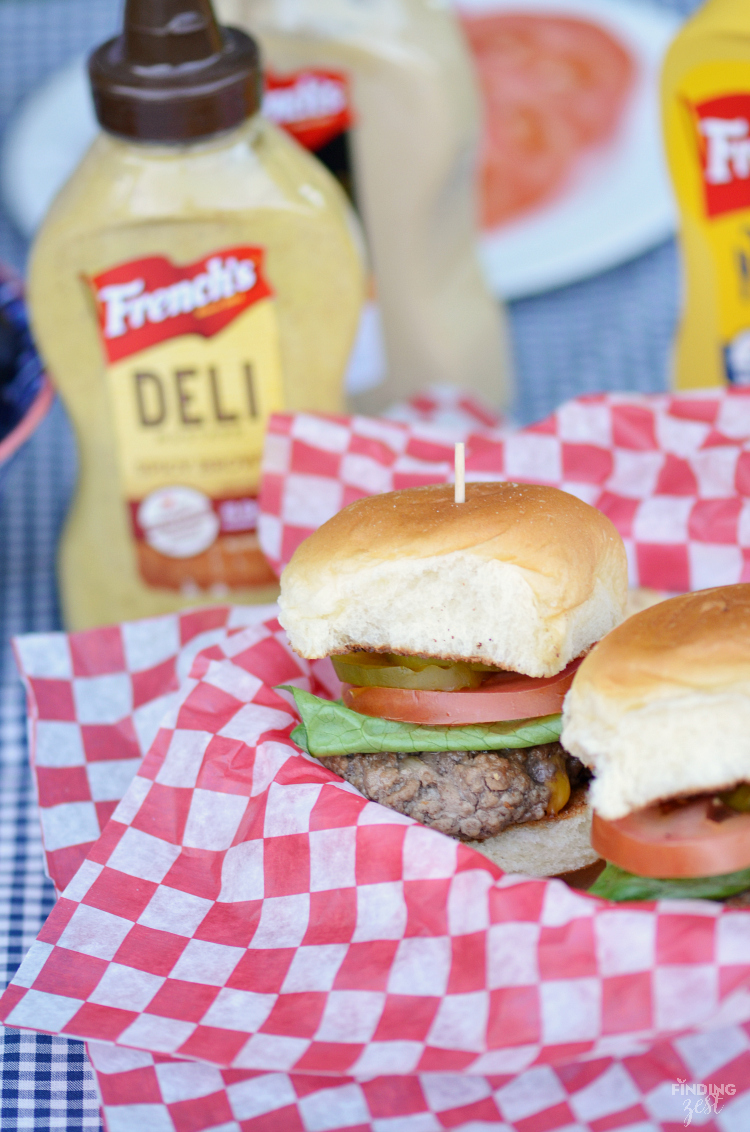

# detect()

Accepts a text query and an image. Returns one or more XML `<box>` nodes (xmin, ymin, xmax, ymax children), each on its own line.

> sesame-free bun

<box><xmin>561</xmin><ymin>585</ymin><xmax>750</xmax><ymax>820</ymax></box>
<box><xmin>468</xmin><ymin>786</ymin><xmax>599</xmax><ymax>876</ymax></box>
<box><xmin>280</xmin><ymin>482</ymin><xmax>628</xmax><ymax>677</ymax></box>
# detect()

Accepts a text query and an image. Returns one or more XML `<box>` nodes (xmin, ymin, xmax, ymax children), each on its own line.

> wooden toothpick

<box><xmin>454</xmin><ymin>442</ymin><xmax>465</xmax><ymax>504</ymax></box>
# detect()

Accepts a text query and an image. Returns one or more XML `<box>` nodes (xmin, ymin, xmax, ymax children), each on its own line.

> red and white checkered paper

<box><xmin>6</xmin><ymin>608</ymin><xmax>750</xmax><ymax>1131</ymax></box>
<box><xmin>257</xmin><ymin>389</ymin><xmax>750</xmax><ymax>591</ymax></box>
<box><xmin>13</xmin><ymin>603</ymin><xmax>280</xmax><ymax>894</ymax></box>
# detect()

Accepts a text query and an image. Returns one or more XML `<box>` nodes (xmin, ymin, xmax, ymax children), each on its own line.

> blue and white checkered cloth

<box><xmin>0</xmin><ymin>0</ymin><xmax>705</xmax><ymax>1127</ymax></box>
<box><xmin>0</xmin><ymin>396</ymin><xmax>99</xmax><ymax>1129</ymax></box>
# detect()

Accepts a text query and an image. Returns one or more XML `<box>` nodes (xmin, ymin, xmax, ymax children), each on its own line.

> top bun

<box><xmin>279</xmin><ymin>482</ymin><xmax>627</xmax><ymax>677</ymax></box>
<box><xmin>562</xmin><ymin>585</ymin><xmax>750</xmax><ymax>819</ymax></box>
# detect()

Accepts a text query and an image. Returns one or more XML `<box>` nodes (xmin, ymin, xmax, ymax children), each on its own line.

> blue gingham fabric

<box><xmin>0</xmin><ymin>0</ymin><xmax>705</xmax><ymax>1128</ymax></box>
<box><xmin>0</xmin><ymin>398</ymin><xmax>98</xmax><ymax>1129</ymax></box>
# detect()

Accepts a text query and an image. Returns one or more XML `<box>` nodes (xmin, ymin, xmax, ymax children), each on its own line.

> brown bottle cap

<box><xmin>89</xmin><ymin>0</ymin><xmax>261</xmax><ymax>142</ymax></box>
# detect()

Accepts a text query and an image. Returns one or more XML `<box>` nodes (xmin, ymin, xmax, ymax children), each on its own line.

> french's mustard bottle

<box><xmin>28</xmin><ymin>0</ymin><xmax>365</xmax><ymax>628</ymax></box>
<box><xmin>663</xmin><ymin>0</ymin><xmax>750</xmax><ymax>389</ymax></box>
<box><xmin>219</xmin><ymin>0</ymin><xmax>513</xmax><ymax>412</ymax></box>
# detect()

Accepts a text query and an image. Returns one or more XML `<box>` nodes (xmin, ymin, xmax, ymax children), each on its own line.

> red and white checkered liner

<box><xmin>85</xmin><ymin>1028</ymin><xmax>750</xmax><ymax>1132</ymax></box>
<box><xmin>257</xmin><ymin>389</ymin><xmax>750</xmax><ymax>592</ymax></box>
<box><xmin>9</xmin><ymin>386</ymin><xmax>750</xmax><ymax>1130</ymax></box>
<box><xmin>14</xmin><ymin>604</ymin><xmax>280</xmax><ymax>894</ymax></box>
<box><xmin>6</xmin><ymin>610</ymin><xmax>750</xmax><ymax>1130</ymax></box>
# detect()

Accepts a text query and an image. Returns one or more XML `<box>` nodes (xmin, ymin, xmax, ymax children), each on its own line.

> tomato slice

<box><xmin>460</xmin><ymin>13</ymin><xmax>633</xmax><ymax>228</ymax></box>
<box><xmin>341</xmin><ymin>656</ymin><xmax>583</xmax><ymax>724</ymax></box>
<box><xmin>592</xmin><ymin>799</ymin><xmax>750</xmax><ymax>878</ymax></box>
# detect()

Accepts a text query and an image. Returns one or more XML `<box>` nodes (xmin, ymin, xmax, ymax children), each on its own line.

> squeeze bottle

<box><xmin>27</xmin><ymin>0</ymin><xmax>365</xmax><ymax>629</ymax></box>
<box><xmin>663</xmin><ymin>0</ymin><xmax>750</xmax><ymax>388</ymax></box>
<box><xmin>218</xmin><ymin>0</ymin><xmax>513</xmax><ymax>411</ymax></box>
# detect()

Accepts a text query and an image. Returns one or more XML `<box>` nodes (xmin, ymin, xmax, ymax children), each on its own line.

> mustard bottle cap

<box><xmin>88</xmin><ymin>0</ymin><xmax>261</xmax><ymax>142</ymax></box>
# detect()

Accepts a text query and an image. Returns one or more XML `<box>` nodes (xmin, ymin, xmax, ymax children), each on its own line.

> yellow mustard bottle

<box><xmin>663</xmin><ymin>0</ymin><xmax>750</xmax><ymax>389</ymax></box>
<box><xmin>28</xmin><ymin>0</ymin><xmax>365</xmax><ymax>629</ymax></box>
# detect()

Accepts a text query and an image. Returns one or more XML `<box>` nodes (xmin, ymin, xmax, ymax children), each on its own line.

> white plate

<box><xmin>1</xmin><ymin>0</ymin><xmax>680</xmax><ymax>298</ymax></box>
<box><xmin>0</xmin><ymin>56</ymin><xmax>97</xmax><ymax>241</ymax></box>
<box><xmin>460</xmin><ymin>0</ymin><xmax>681</xmax><ymax>297</ymax></box>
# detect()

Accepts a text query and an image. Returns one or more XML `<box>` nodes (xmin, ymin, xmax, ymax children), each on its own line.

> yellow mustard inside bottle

<box><xmin>663</xmin><ymin>0</ymin><xmax>750</xmax><ymax>389</ymax></box>
<box><xmin>28</xmin><ymin>0</ymin><xmax>365</xmax><ymax>629</ymax></box>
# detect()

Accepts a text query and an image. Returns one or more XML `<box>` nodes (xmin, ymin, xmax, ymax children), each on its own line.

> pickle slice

<box><xmin>396</xmin><ymin>655</ymin><xmax>500</xmax><ymax>674</ymax></box>
<box><xmin>331</xmin><ymin>652</ymin><xmax>486</xmax><ymax>691</ymax></box>
<box><xmin>720</xmin><ymin>783</ymin><xmax>750</xmax><ymax>812</ymax></box>
<box><xmin>394</xmin><ymin>655</ymin><xmax>456</xmax><ymax>672</ymax></box>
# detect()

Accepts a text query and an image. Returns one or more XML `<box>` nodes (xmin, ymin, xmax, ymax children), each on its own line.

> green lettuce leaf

<box><xmin>590</xmin><ymin>861</ymin><xmax>750</xmax><ymax>903</ymax></box>
<box><xmin>281</xmin><ymin>685</ymin><xmax>562</xmax><ymax>756</ymax></box>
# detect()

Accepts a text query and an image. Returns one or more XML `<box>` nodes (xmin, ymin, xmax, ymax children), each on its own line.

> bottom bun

<box><xmin>465</xmin><ymin>787</ymin><xmax>598</xmax><ymax>877</ymax></box>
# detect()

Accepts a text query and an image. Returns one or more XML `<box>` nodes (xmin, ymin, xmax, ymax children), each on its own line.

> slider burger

<box><xmin>561</xmin><ymin>585</ymin><xmax>750</xmax><ymax>901</ymax></box>
<box><xmin>279</xmin><ymin>482</ymin><xmax>628</xmax><ymax>876</ymax></box>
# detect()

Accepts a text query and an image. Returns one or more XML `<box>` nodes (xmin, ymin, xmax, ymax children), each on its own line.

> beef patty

<box><xmin>319</xmin><ymin>742</ymin><xmax>588</xmax><ymax>841</ymax></box>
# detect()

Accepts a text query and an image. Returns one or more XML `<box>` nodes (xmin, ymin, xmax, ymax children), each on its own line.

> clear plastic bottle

<box><xmin>28</xmin><ymin>0</ymin><xmax>365</xmax><ymax>628</ymax></box>
<box><xmin>219</xmin><ymin>0</ymin><xmax>513</xmax><ymax>411</ymax></box>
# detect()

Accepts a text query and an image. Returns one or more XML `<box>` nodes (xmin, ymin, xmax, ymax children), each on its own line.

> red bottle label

<box><xmin>263</xmin><ymin>69</ymin><xmax>353</xmax><ymax>152</ymax></box>
<box><xmin>693</xmin><ymin>93</ymin><xmax>750</xmax><ymax>218</ymax></box>
<box><xmin>90</xmin><ymin>247</ymin><xmax>273</xmax><ymax>364</ymax></box>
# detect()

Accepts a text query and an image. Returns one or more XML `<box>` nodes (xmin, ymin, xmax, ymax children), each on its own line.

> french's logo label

<box><xmin>693</xmin><ymin>94</ymin><xmax>750</xmax><ymax>218</ymax></box>
<box><xmin>91</xmin><ymin>248</ymin><xmax>273</xmax><ymax>363</ymax></box>
<box><xmin>263</xmin><ymin>69</ymin><xmax>352</xmax><ymax>152</ymax></box>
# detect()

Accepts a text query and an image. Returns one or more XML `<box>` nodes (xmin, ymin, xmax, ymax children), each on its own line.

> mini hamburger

<box><xmin>562</xmin><ymin>585</ymin><xmax>750</xmax><ymax>901</ymax></box>
<box><xmin>279</xmin><ymin>481</ymin><xmax>628</xmax><ymax>876</ymax></box>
